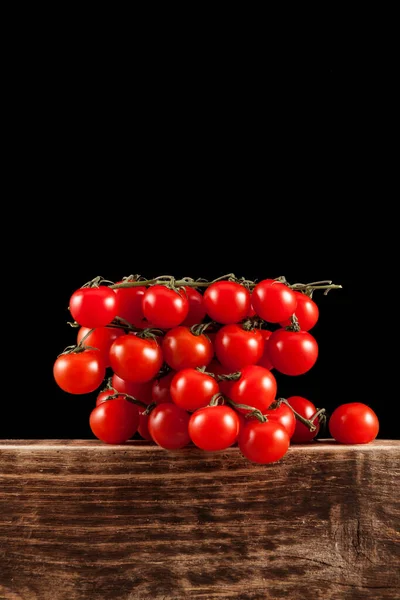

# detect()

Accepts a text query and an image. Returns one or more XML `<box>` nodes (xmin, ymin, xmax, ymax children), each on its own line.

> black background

<box><xmin>2</xmin><ymin>54</ymin><xmax>392</xmax><ymax>439</ymax></box>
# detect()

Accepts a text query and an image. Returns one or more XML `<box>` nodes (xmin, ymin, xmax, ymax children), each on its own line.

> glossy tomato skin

<box><xmin>288</xmin><ymin>396</ymin><xmax>320</xmax><ymax>443</ymax></box>
<box><xmin>162</xmin><ymin>326</ymin><xmax>213</xmax><ymax>370</ymax></box>
<box><xmin>268</xmin><ymin>329</ymin><xmax>318</xmax><ymax>375</ymax></box>
<box><xmin>148</xmin><ymin>403</ymin><xmax>191</xmax><ymax>449</ymax></box>
<box><xmin>265</xmin><ymin>403</ymin><xmax>296</xmax><ymax>438</ymax></box>
<box><xmin>69</xmin><ymin>287</ymin><xmax>118</xmax><ymax>328</ymax></box>
<box><xmin>89</xmin><ymin>398</ymin><xmax>139</xmax><ymax>444</ymax></box>
<box><xmin>111</xmin><ymin>373</ymin><xmax>153</xmax><ymax>404</ymax></box>
<box><xmin>215</xmin><ymin>325</ymin><xmax>264</xmax><ymax>371</ymax></box>
<box><xmin>203</xmin><ymin>281</ymin><xmax>251</xmax><ymax>324</ymax></box>
<box><xmin>189</xmin><ymin>406</ymin><xmax>240</xmax><ymax>450</ymax></box>
<box><xmin>181</xmin><ymin>287</ymin><xmax>207</xmax><ymax>326</ymax></box>
<box><xmin>113</xmin><ymin>284</ymin><xmax>152</xmax><ymax>328</ymax></box>
<box><xmin>251</xmin><ymin>279</ymin><xmax>297</xmax><ymax>323</ymax></box>
<box><xmin>151</xmin><ymin>371</ymin><xmax>175</xmax><ymax>404</ymax></box>
<box><xmin>239</xmin><ymin>420</ymin><xmax>290</xmax><ymax>464</ymax></box>
<box><xmin>138</xmin><ymin>411</ymin><xmax>153</xmax><ymax>440</ymax></box>
<box><xmin>54</xmin><ymin>350</ymin><xmax>105</xmax><ymax>394</ymax></box>
<box><xmin>256</xmin><ymin>329</ymin><xmax>274</xmax><ymax>370</ymax></box>
<box><xmin>230</xmin><ymin>365</ymin><xmax>277</xmax><ymax>414</ymax></box>
<box><xmin>142</xmin><ymin>285</ymin><xmax>189</xmax><ymax>329</ymax></box>
<box><xmin>77</xmin><ymin>326</ymin><xmax>123</xmax><ymax>367</ymax></box>
<box><xmin>279</xmin><ymin>291</ymin><xmax>319</xmax><ymax>331</ymax></box>
<box><xmin>170</xmin><ymin>369</ymin><xmax>219</xmax><ymax>411</ymax></box>
<box><xmin>109</xmin><ymin>335</ymin><xmax>163</xmax><ymax>383</ymax></box>
<box><xmin>329</xmin><ymin>403</ymin><xmax>379</xmax><ymax>444</ymax></box>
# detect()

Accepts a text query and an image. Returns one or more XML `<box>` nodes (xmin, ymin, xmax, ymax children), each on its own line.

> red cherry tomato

<box><xmin>181</xmin><ymin>287</ymin><xmax>207</xmax><ymax>326</ymax></box>
<box><xmin>288</xmin><ymin>396</ymin><xmax>320</xmax><ymax>443</ymax></box>
<box><xmin>96</xmin><ymin>389</ymin><xmax>115</xmax><ymax>406</ymax></box>
<box><xmin>329</xmin><ymin>403</ymin><xmax>379</xmax><ymax>444</ymax></box>
<box><xmin>279</xmin><ymin>291</ymin><xmax>319</xmax><ymax>331</ymax></box>
<box><xmin>109</xmin><ymin>335</ymin><xmax>163</xmax><ymax>382</ymax></box>
<box><xmin>69</xmin><ymin>286</ymin><xmax>118</xmax><ymax>328</ymax></box>
<box><xmin>229</xmin><ymin>365</ymin><xmax>277</xmax><ymax>414</ymax></box>
<box><xmin>138</xmin><ymin>411</ymin><xmax>153</xmax><ymax>441</ymax></box>
<box><xmin>142</xmin><ymin>285</ymin><xmax>189</xmax><ymax>329</ymax></box>
<box><xmin>148</xmin><ymin>403</ymin><xmax>191</xmax><ymax>449</ymax></box>
<box><xmin>77</xmin><ymin>326</ymin><xmax>123</xmax><ymax>368</ymax></box>
<box><xmin>268</xmin><ymin>329</ymin><xmax>318</xmax><ymax>375</ymax></box>
<box><xmin>54</xmin><ymin>350</ymin><xmax>105</xmax><ymax>394</ymax></box>
<box><xmin>170</xmin><ymin>369</ymin><xmax>219</xmax><ymax>411</ymax></box>
<box><xmin>239</xmin><ymin>420</ymin><xmax>290</xmax><ymax>464</ymax></box>
<box><xmin>113</xmin><ymin>284</ymin><xmax>152</xmax><ymax>328</ymax></box>
<box><xmin>215</xmin><ymin>325</ymin><xmax>264</xmax><ymax>371</ymax></box>
<box><xmin>151</xmin><ymin>371</ymin><xmax>175</xmax><ymax>404</ymax></box>
<box><xmin>189</xmin><ymin>406</ymin><xmax>240</xmax><ymax>450</ymax></box>
<box><xmin>162</xmin><ymin>326</ymin><xmax>213</xmax><ymax>370</ymax></box>
<box><xmin>89</xmin><ymin>397</ymin><xmax>139</xmax><ymax>444</ymax></box>
<box><xmin>203</xmin><ymin>281</ymin><xmax>251</xmax><ymax>324</ymax></box>
<box><xmin>251</xmin><ymin>279</ymin><xmax>297</xmax><ymax>323</ymax></box>
<box><xmin>265</xmin><ymin>403</ymin><xmax>296</xmax><ymax>438</ymax></box>
<box><xmin>110</xmin><ymin>373</ymin><xmax>153</xmax><ymax>404</ymax></box>
<box><xmin>257</xmin><ymin>330</ymin><xmax>274</xmax><ymax>370</ymax></box>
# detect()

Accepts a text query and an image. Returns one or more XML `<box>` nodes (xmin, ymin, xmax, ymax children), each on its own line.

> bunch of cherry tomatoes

<box><xmin>53</xmin><ymin>275</ymin><xmax>379</xmax><ymax>464</ymax></box>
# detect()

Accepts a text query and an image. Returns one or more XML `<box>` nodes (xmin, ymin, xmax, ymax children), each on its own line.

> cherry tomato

<box><xmin>265</xmin><ymin>403</ymin><xmax>296</xmax><ymax>438</ymax></box>
<box><xmin>162</xmin><ymin>326</ymin><xmax>213</xmax><ymax>370</ymax></box>
<box><xmin>138</xmin><ymin>411</ymin><xmax>153</xmax><ymax>441</ymax></box>
<box><xmin>189</xmin><ymin>406</ymin><xmax>240</xmax><ymax>450</ymax></box>
<box><xmin>109</xmin><ymin>335</ymin><xmax>163</xmax><ymax>382</ymax></box>
<box><xmin>54</xmin><ymin>350</ymin><xmax>105</xmax><ymax>394</ymax></box>
<box><xmin>268</xmin><ymin>329</ymin><xmax>318</xmax><ymax>375</ymax></box>
<box><xmin>142</xmin><ymin>285</ymin><xmax>189</xmax><ymax>329</ymax></box>
<box><xmin>148</xmin><ymin>403</ymin><xmax>191</xmax><ymax>449</ymax></box>
<box><xmin>111</xmin><ymin>373</ymin><xmax>153</xmax><ymax>404</ymax></box>
<box><xmin>96</xmin><ymin>389</ymin><xmax>115</xmax><ymax>406</ymax></box>
<box><xmin>257</xmin><ymin>330</ymin><xmax>274</xmax><ymax>370</ymax></box>
<box><xmin>89</xmin><ymin>397</ymin><xmax>139</xmax><ymax>444</ymax></box>
<box><xmin>288</xmin><ymin>396</ymin><xmax>320</xmax><ymax>443</ymax></box>
<box><xmin>239</xmin><ymin>420</ymin><xmax>290</xmax><ymax>464</ymax></box>
<box><xmin>229</xmin><ymin>365</ymin><xmax>277</xmax><ymax>413</ymax></box>
<box><xmin>77</xmin><ymin>326</ymin><xmax>123</xmax><ymax>367</ymax></box>
<box><xmin>69</xmin><ymin>286</ymin><xmax>118</xmax><ymax>328</ymax></box>
<box><xmin>207</xmin><ymin>359</ymin><xmax>234</xmax><ymax>396</ymax></box>
<box><xmin>329</xmin><ymin>403</ymin><xmax>379</xmax><ymax>444</ymax></box>
<box><xmin>203</xmin><ymin>281</ymin><xmax>251</xmax><ymax>324</ymax></box>
<box><xmin>251</xmin><ymin>279</ymin><xmax>297</xmax><ymax>323</ymax></box>
<box><xmin>279</xmin><ymin>291</ymin><xmax>319</xmax><ymax>331</ymax></box>
<box><xmin>151</xmin><ymin>371</ymin><xmax>175</xmax><ymax>404</ymax></box>
<box><xmin>181</xmin><ymin>287</ymin><xmax>207</xmax><ymax>326</ymax></box>
<box><xmin>170</xmin><ymin>369</ymin><xmax>219</xmax><ymax>411</ymax></box>
<box><xmin>215</xmin><ymin>325</ymin><xmax>264</xmax><ymax>371</ymax></box>
<box><xmin>113</xmin><ymin>284</ymin><xmax>152</xmax><ymax>328</ymax></box>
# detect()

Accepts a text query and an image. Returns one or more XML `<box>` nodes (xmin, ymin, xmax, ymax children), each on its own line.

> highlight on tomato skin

<box><xmin>203</xmin><ymin>281</ymin><xmax>251</xmax><ymax>324</ymax></box>
<box><xmin>69</xmin><ymin>286</ymin><xmax>118</xmax><ymax>329</ymax></box>
<box><xmin>142</xmin><ymin>285</ymin><xmax>189</xmax><ymax>329</ymax></box>
<box><xmin>279</xmin><ymin>291</ymin><xmax>319</xmax><ymax>331</ymax></box>
<box><xmin>189</xmin><ymin>405</ymin><xmax>240</xmax><ymax>451</ymax></box>
<box><xmin>251</xmin><ymin>279</ymin><xmax>297</xmax><ymax>323</ymax></box>
<box><xmin>238</xmin><ymin>420</ymin><xmax>290</xmax><ymax>464</ymax></box>
<box><xmin>267</xmin><ymin>329</ymin><xmax>318</xmax><ymax>376</ymax></box>
<box><xmin>53</xmin><ymin>350</ymin><xmax>106</xmax><ymax>395</ymax></box>
<box><xmin>328</xmin><ymin>403</ymin><xmax>379</xmax><ymax>444</ymax></box>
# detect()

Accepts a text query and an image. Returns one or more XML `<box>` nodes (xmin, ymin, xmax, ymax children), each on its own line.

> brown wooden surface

<box><xmin>0</xmin><ymin>440</ymin><xmax>399</xmax><ymax>600</ymax></box>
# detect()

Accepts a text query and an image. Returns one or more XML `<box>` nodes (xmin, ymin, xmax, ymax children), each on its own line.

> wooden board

<box><xmin>0</xmin><ymin>440</ymin><xmax>399</xmax><ymax>600</ymax></box>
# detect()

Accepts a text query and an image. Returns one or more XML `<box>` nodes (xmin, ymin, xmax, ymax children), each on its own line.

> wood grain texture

<box><xmin>0</xmin><ymin>440</ymin><xmax>399</xmax><ymax>600</ymax></box>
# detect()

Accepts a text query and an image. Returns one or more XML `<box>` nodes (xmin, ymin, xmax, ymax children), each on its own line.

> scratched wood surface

<box><xmin>0</xmin><ymin>440</ymin><xmax>399</xmax><ymax>600</ymax></box>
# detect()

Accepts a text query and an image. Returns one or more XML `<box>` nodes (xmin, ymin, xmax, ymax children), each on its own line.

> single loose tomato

<box><xmin>239</xmin><ymin>420</ymin><xmax>290</xmax><ymax>464</ymax></box>
<box><xmin>229</xmin><ymin>365</ymin><xmax>277</xmax><ymax>414</ymax></box>
<box><xmin>288</xmin><ymin>396</ymin><xmax>320</xmax><ymax>443</ymax></box>
<box><xmin>77</xmin><ymin>326</ymin><xmax>123</xmax><ymax>367</ymax></box>
<box><xmin>181</xmin><ymin>287</ymin><xmax>207</xmax><ymax>326</ymax></box>
<box><xmin>170</xmin><ymin>369</ymin><xmax>219</xmax><ymax>411</ymax></box>
<box><xmin>189</xmin><ymin>406</ymin><xmax>240</xmax><ymax>450</ymax></box>
<box><xmin>142</xmin><ymin>285</ymin><xmax>189</xmax><ymax>329</ymax></box>
<box><xmin>268</xmin><ymin>329</ymin><xmax>318</xmax><ymax>375</ymax></box>
<box><xmin>54</xmin><ymin>350</ymin><xmax>105</xmax><ymax>394</ymax></box>
<box><xmin>279</xmin><ymin>291</ymin><xmax>319</xmax><ymax>331</ymax></box>
<box><xmin>203</xmin><ymin>281</ymin><xmax>251</xmax><ymax>324</ymax></box>
<box><xmin>215</xmin><ymin>325</ymin><xmax>264</xmax><ymax>371</ymax></box>
<box><xmin>113</xmin><ymin>284</ymin><xmax>152</xmax><ymax>328</ymax></box>
<box><xmin>148</xmin><ymin>403</ymin><xmax>191</xmax><ymax>449</ymax></box>
<box><xmin>69</xmin><ymin>286</ymin><xmax>118</xmax><ymax>328</ymax></box>
<box><xmin>162</xmin><ymin>326</ymin><xmax>213</xmax><ymax>370</ymax></box>
<box><xmin>109</xmin><ymin>335</ymin><xmax>163</xmax><ymax>382</ymax></box>
<box><xmin>151</xmin><ymin>371</ymin><xmax>175</xmax><ymax>404</ymax></box>
<box><xmin>329</xmin><ymin>403</ymin><xmax>379</xmax><ymax>444</ymax></box>
<box><xmin>89</xmin><ymin>397</ymin><xmax>139</xmax><ymax>444</ymax></box>
<box><xmin>251</xmin><ymin>279</ymin><xmax>297</xmax><ymax>323</ymax></box>
<box><xmin>257</xmin><ymin>329</ymin><xmax>274</xmax><ymax>370</ymax></box>
<box><xmin>265</xmin><ymin>403</ymin><xmax>296</xmax><ymax>438</ymax></box>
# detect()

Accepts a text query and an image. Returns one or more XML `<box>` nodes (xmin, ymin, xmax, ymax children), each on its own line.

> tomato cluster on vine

<box><xmin>53</xmin><ymin>274</ymin><xmax>379</xmax><ymax>464</ymax></box>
